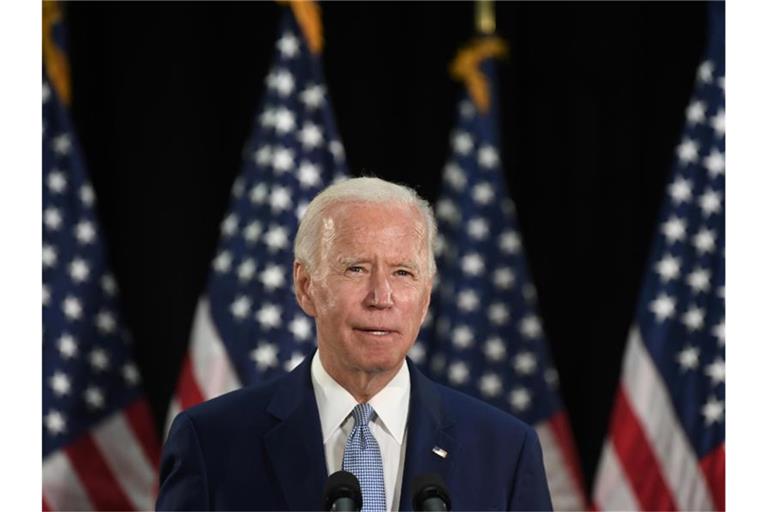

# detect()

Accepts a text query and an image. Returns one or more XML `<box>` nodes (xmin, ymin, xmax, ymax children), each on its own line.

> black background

<box><xmin>64</xmin><ymin>1</ymin><xmax>708</xmax><ymax>491</ymax></box>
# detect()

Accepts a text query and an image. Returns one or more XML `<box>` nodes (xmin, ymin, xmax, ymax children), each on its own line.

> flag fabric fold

<box><xmin>42</xmin><ymin>3</ymin><xmax>160</xmax><ymax>510</ymax></box>
<box><xmin>166</xmin><ymin>3</ymin><xmax>348</xmax><ymax>426</ymax></box>
<box><xmin>414</xmin><ymin>36</ymin><xmax>588</xmax><ymax>511</ymax></box>
<box><xmin>592</xmin><ymin>4</ymin><xmax>725</xmax><ymax>511</ymax></box>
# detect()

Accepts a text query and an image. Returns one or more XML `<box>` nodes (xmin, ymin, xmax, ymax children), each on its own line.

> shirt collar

<box><xmin>311</xmin><ymin>351</ymin><xmax>411</xmax><ymax>445</ymax></box>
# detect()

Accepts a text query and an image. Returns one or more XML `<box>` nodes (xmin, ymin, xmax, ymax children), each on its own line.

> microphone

<box><xmin>412</xmin><ymin>473</ymin><xmax>452</xmax><ymax>512</ymax></box>
<box><xmin>322</xmin><ymin>470</ymin><xmax>363</xmax><ymax>512</ymax></box>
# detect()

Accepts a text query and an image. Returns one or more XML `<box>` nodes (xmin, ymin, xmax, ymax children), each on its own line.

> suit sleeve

<box><xmin>508</xmin><ymin>426</ymin><xmax>553</xmax><ymax>511</ymax></box>
<box><xmin>155</xmin><ymin>412</ymin><xmax>210</xmax><ymax>511</ymax></box>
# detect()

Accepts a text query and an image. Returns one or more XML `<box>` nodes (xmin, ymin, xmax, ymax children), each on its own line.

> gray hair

<box><xmin>294</xmin><ymin>176</ymin><xmax>437</xmax><ymax>277</ymax></box>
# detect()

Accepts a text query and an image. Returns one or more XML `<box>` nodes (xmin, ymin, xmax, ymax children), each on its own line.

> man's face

<box><xmin>295</xmin><ymin>201</ymin><xmax>433</xmax><ymax>381</ymax></box>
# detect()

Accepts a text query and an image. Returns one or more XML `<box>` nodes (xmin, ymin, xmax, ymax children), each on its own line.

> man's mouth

<box><xmin>355</xmin><ymin>328</ymin><xmax>397</xmax><ymax>336</ymax></box>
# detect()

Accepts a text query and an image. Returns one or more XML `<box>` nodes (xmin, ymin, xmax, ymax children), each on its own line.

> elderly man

<box><xmin>157</xmin><ymin>177</ymin><xmax>552</xmax><ymax>511</ymax></box>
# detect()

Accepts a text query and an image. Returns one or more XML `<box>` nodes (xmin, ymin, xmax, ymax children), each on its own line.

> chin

<box><xmin>353</xmin><ymin>349</ymin><xmax>407</xmax><ymax>374</ymax></box>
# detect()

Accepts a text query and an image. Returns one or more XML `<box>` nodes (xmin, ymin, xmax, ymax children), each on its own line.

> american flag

<box><xmin>166</xmin><ymin>4</ymin><xmax>348</xmax><ymax>424</ymax></box>
<box><xmin>592</xmin><ymin>4</ymin><xmax>725</xmax><ymax>511</ymax></box>
<box><xmin>42</xmin><ymin>3</ymin><xmax>160</xmax><ymax>510</ymax></box>
<box><xmin>412</xmin><ymin>37</ymin><xmax>588</xmax><ymax>511</ymax></box>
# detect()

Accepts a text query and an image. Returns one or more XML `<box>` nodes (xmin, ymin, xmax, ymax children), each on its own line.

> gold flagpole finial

<box><xmin>475</xmin><ymin>0</ymin><xmax>495</xmax><ymax>36</ymax></box>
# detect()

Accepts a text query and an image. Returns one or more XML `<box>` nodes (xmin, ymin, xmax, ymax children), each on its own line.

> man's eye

<box><xmin>395</xmin><ymin>269</ymin><xmax>414</xmax><ymax>277</ymax></box>
<box><xmin>347</xmin><ymin>266</ymin><xmax>364</xmax><ymax>273</ymax></box>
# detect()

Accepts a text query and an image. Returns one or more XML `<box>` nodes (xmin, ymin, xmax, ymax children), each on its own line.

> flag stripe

<box><xmin>177</xmin><ymin>353</ymin><xmax>206</xmax><ymax>410</ymax></box>
<box><xmin>592</xmin><ymin>442</ymin><xmax>641</xmax><ymax>511</ymax></box>
<box><xmin>548</xmin><ymin>411</ymin><xmax>587</xmax><ymax>495</ymax></box>
<box><xmin>64</xmin><ymin>433</ymin><xmax>135</xmax><ymax>510</ymax></box>
<box><xmin>189</xmin><ymin>297</ymin><xmax>241</xmax><ymax>399</ymax></box>
<box><xmin>125</xmin><ymin>398</ymin><xmax>161</xmax><ymax>467</ymax></box>
<box><xmin>92</xmin><ymin>409</ymin><xmax>157</xmax><ymax>510</ymax></box>
<box><xmin>612</xmin><ymin>386</ymin><xmax>678</xmax><ymax>511</ymax></box>
<box><xmin>43</xmin><ymin>451</ymin><xmax>95</xmax><ymax>512</ymax></box>
<box><xmin>623</xmin><ymin>328</ymin><xmax>715</xmax><ymax>510</ymax></box>
<box><xmin>535</xmin><ymin>417</ymin><xmax>587</xmax><ymax>511</ymax></box>
<box><xmin>699</xmin><ymin>444</ymin><xmax>725</xmax><ymax>511</ymax></box>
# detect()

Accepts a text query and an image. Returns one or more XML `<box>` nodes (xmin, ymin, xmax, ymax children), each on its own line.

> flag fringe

<box><xmin>43</xmin><ymin>1</ymin><xmax>71</xmax><ymax>105</ymax></box>
<box><xmin>279</xmin><ymin>0</ymin><xmax>324</xmax><ymax>54</ymax></box>
<box><xmin>450</xmin><ymin>36</ymin><xmax>507</xmax><ymax>113</ymax></box>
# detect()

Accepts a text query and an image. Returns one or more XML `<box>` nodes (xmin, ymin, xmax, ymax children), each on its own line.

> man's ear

<box><xmin>293</xmin><ymin>260</ymin><xmax>317</xmax><ymax>317</ymax></box>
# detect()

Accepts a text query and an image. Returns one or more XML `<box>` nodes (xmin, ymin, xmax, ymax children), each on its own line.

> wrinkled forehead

<box><xmin>322</xmin><ymin>201</ymin><xmax>428</xmax><ymax>259</ymax></box>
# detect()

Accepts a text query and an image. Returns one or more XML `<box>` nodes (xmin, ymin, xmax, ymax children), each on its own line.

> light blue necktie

<box><xmin>342</xmin><ymin>403</ymin><xmax>386</xmax><ymax>512</ymax></box>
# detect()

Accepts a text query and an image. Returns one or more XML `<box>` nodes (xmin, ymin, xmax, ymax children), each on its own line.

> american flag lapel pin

<box><xmin>432</xmin><ymin>446</ymin><xmax>448</xmax><ymax>459</ymax></box>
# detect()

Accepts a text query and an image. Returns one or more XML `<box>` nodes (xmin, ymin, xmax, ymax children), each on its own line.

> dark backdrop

<box><xmin>64</xmin><ymin>1</ymin><xmax>708</xmax><ymax>491</ymax></box>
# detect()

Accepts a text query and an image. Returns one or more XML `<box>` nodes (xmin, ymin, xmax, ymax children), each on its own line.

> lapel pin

<box><xmin>432</xmin><ymin>446</ymin><xmax>448</xmax><ymax>459</ymax></box>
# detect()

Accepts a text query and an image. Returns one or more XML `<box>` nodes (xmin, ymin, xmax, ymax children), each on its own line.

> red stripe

<box><xmin>548</xmin><ymin>410</ymin><xmax>588</xmax><ymax>500</ymax></box>
<box><xmin>611</xmin><ymin>386</ymin><xmax>678</xmax><ymax>511</ymax></box>
<box><xmin>700</xmin><ymin>443</ymin><xmax>725</xmax><ymax>511</ymax></box>
<box><xmin>42</xmin><ymin>496</ymin><xmax>51</xmax><ymax>511</ymax></box>
<box><xmin>125</xmin><ymin>398</ymin><xmax>161</xmax><ymax>468</ymax></box>
<box><xmin>65</xmin><ymin>433</ymin><xmax>135</xmax><ymax>510</ymax></box>
<box><xmin>177</xmin><ymin>352</ymin><xmax>205</xmax><ymax>410</ymax></box>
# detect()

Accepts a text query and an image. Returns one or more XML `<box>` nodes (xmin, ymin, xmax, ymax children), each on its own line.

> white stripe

<box><xmin>535</xmin><ymin>421</ymin><xmax>586</xmax><ymax>511</ymax></box>
<box><xmin>592</xmin><ymin>441</ymin><xmax>640</xmax><ymax>511</ymax></box>
<box><xmin>164</xmin><ymin>398</ymin><xmax>181</xmax><ymax>441</ymax></box>
<box><xmin>622</xmin><ymin>326</ymin><xmax>714</xmax><ymax>510</ymax></box>
<box><xmin>190</xmin><ymin>296</ymin><xmax>241</xmax><ymax>400</ymax></box>
<box><xmin>91</xmin><ymin>412</ymin><xmax>156</xmax><ymax>511</ymax></box>
<box><xmin>43</xmin><ymin>450</ymin><xmax>95</xmax><ymax>511</ymax></box>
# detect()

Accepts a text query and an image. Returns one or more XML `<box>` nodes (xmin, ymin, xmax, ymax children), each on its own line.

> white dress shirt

<box><xmin>311</xmin><ymin>351</ymin><xmax>410</xmax><ymax>512</ymax></box>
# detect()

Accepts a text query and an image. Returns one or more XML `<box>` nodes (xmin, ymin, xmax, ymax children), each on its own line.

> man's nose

<box><xmin>364</xmin><ymin>269</ymin><xmax>393</xmax><ymax>308</ymax></box>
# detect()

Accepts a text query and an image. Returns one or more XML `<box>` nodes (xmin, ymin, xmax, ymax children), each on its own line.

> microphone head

<box><xmin>322</xmin><ymin>470</ymin><xmax>363</xmax><ymax>511</ymax></box>
<box><xmin>412</xmin><ymin>473</ymin><xmax>452</xmax><ymax>511</ymax></box>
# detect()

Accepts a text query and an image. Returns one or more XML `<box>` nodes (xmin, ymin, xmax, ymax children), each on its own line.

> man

<box><xmin>157</xmin><ymin>177</ymin><xmax>553</xmax><ymax>511</ymax></box>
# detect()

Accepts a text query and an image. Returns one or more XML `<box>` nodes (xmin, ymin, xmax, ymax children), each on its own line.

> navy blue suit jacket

<box><xmin>157</xmin><ymin>355</ymin><xmax>552</xmax><ymax>511</ymax></box>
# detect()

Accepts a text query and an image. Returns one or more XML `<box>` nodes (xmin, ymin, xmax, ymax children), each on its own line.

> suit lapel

<box><xmin>264</xmin><ymin>355</ymin><xmax>328</xmax><ymax>511</ymax></box>
<box><xmin>262</xmin><ymin>356</ymin><xmax>459</xmax><ymax>510</ymax></box>
<box><xmin>398</xmin><ymin>360</ymin><xmax>458</xmax><ymax>511</ymax></box>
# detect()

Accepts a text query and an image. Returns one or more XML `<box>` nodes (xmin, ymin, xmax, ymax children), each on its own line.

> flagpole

<box><xmin>475</xmin><ymin>0</ymin><xmax>495</xmax><ymax>35</ymax></box>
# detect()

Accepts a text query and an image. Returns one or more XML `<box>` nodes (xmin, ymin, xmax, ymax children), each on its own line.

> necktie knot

<box><xmin>352</xmin><ymin>403</ymin><xmax>375</xmax><ymax>427</ymax></box>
